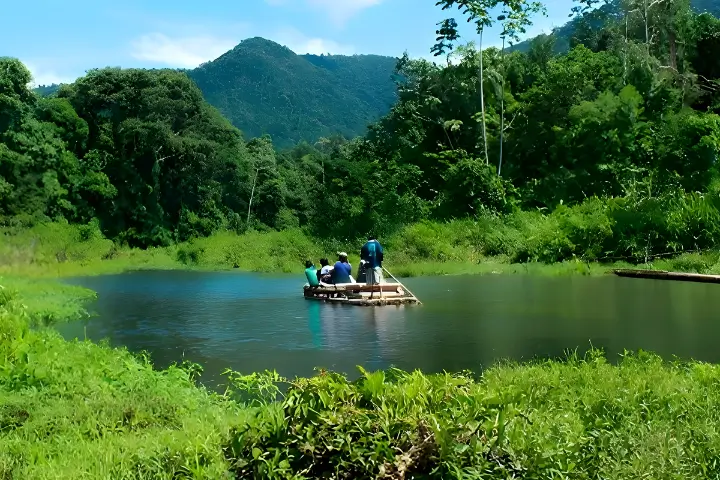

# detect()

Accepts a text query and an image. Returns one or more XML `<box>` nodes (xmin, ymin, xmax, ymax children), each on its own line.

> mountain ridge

<box><xmin>188</xmin><ymin>37</ymin><xmax>398</xmax><ymax>147</ymax></box>
<box><xmin>33</xmin><ymin>1</ymin><xmax>720</xmax><ymax>146</ymax></box>
<box><xmin>34</xmin><ymin>37</ymin><xmax>400</xmax><ymax>148</ymax></box>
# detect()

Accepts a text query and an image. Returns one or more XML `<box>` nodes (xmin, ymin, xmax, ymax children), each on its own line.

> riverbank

<box><xmin>3</xmin><ymin>269</ymin><xmax>720</xmax><ymax>477</ymax></box>
<box><xmin>228</xmin><ymin>351</ymin><xmax>720</xmax><ymax>478</ymax></box>
<box><xmin>6</xmin><ymin>221</ymin><xmax>720</xmax><ymax>476</ymax></box>
<box><xmin>4</xmin><ymin>221</ymin><xmax>718</xmax><ymax>283</ymax></box>
<box><xmin>0</xmin><ymin>281</ymin><xmax>243</xmax><ymax>478</ymax></box>
<box><xmin>4</xmin><ymin>283</ymin><xmax>720</xmax><ymax>478</ymax></box>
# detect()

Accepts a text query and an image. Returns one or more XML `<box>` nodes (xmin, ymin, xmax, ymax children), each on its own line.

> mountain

<box><xmin>34</xmin><ymin>83</ymin><xmax>62</xmax><ymax>97</ymax></box>
<box><xmin>511</xmin><ymin>0</ymin><xmax>720</xmax><ymax>53</ymax></box>
<box><xmin>33</xmin><ymin>38</ymin><xmax>399</xmax><ymax>148</ymax></box>
<box><xmin>187</xmin><ymin>37</ymin><xmax>398</xmax><ymax>147</ymax></box>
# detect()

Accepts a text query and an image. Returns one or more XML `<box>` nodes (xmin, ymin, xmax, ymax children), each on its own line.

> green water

<box><xmin>57</xmin><ymin>270</ymin><xmax>720</xmax><ymax>389</ymax></box>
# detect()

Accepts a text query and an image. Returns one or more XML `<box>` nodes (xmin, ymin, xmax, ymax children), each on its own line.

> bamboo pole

<box><xmin>382</xmin><ymin>267</ymin><xmax>422</xmax><ymax>305</ymax></box>
<box><xmin>614</xmin><ymin>269</ymin><xmax>720</xmax><ymax>284</ymax></box>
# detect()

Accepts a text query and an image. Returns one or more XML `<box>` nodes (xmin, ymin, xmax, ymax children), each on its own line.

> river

<box><xmin>56</xmin><ymin>270</ymin><xmax>720</xmax><ymax>389</ymax></box>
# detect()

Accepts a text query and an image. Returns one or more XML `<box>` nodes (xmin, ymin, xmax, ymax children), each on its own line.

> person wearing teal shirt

<box><xmin>304</xmin><ymin>260</ymin><xmax>320</xmax><ymax>287</ymax></box>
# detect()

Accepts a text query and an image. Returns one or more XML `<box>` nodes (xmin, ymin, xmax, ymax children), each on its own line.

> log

<box><xmin>308</xmin><ymin>295</ymin><xmax>419</xmax><ymax>306</ymax></box>
<box><xmin>304</xmin><ymin>283</ymin><xmax>401</xmax><ymax>294</ymax></box>
<box><xmin>613</xmin><ymin>269</ymin><xmax>720</xmax><ymax>284</ymax></box>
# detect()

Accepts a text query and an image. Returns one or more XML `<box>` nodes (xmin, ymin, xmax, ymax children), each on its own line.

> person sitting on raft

<box><xmin>361</xmin><ymin>234</ymin><xmax>384</xmax><ymax>285</ymax></box>
<box><xmin>317</xmin><ymin>257</ymin><xmax>333</xmax><ymax>284</ymax></box>
<box><xmin>331</xmin><ymin>252</ymin><xmax>353</xmax><ymax>284</ymax></box>
<box><xmin>304</xmin><ymin>260</ymin><xmax>320</xmax><ymax>287</ymax></box>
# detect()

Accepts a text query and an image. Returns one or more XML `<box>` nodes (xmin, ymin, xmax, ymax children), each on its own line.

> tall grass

<box><xmin>0</xmin><ymin>285</ymin><xmax>242</xmax><ymax>479</ymax></box>
<box><xmin>6</xmin><ymin>189</ymin><xmax>720</xmax><ymax>282</ymax></box>
<box><xmin>226</xmin><ymin>351</ymin><xmax>720</xmax><ymax>478</ymax></box>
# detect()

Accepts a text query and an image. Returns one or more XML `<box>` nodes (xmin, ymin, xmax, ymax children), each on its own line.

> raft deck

<box><xmin>613</xmin><ymin>269</ymin><xmax>720</xmax><ymax>284</ymax></box>
<box><xmin>303</xmin><ymin>282</ymin><xmax>420</xmax><ymax>306</ymax></box>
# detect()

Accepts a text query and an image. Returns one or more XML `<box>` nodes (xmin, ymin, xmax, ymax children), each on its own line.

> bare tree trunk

<box><xmin>479</xmin><ymin>28</ymin><xmax>489</xmax><ymax>165</ymax></box>
<box><xmin>644</xmin><ymin>0</ymin><xmax>650</xmax><ymax>54</ymax></box>
<box><xmin>624</xmin><ymin>13</ymin><xmax>629</xmax><ymax>84</ymax></box>
<box><xmin>246</xmin><ymin>167</ymin><xmax>260</xmax><ymax>228</ymax></box>
<box><xmin>669</xmin><ymin>30</ymin><xmax>677</xmax><ymax>70</ymax></box>
<box><xmin>497</xmin><ymin>35</ymin><xmax>506</xmax><ymax>177</ymax></box>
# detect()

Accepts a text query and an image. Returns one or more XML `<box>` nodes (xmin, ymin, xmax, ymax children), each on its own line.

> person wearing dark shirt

<box><xmin>332</xmin><ymin>252</ymin><xmax>353</xmax><ymax>284</ymax></box>
<box><xmin>360</xmin><ymin>235</ymin><xmax>384</xmax><ymax>285</ymax></box>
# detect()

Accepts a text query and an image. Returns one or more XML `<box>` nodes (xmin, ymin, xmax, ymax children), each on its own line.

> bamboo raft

<box><xmin>303</xmin><ymin>282</ymin><xmax>420</xmax><ymax>306</ymax></box>
<box><xmin>613</xmin><ymin>269</ymin><xmax>720</xmax><ymax>284</ymax></box>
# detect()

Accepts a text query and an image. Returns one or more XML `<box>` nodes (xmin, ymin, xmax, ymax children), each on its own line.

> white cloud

<box><xmin>273</xmin><ymin>27</ymin><xmax>355</xmax><ymax>55</ymax></box>
<box><xmin>130</xmin><ymin>33</ymin><xmax>238</xmax><ymax>68</ymax></box>
<box><xmin>22</xmin><ymin>61</ymin><xmax>78</xmax><ymax>87</ymax></box>
<box><xmin>265</xmin><ymin>0</ymin><xmax>383</xmax><ymax>25</ymax></box>
<box><xmin>127</xmin><ymin>28</ymin><xmax>355</xmax><ymax>69</ymax></box>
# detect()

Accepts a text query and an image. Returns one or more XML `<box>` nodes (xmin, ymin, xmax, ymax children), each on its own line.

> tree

<box><xmin>433</xmin><ymin>0</ymin><xmax>546</xmax><ymax>174</ymax></box>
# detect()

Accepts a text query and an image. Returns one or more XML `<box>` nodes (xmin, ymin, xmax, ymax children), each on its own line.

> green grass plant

<box><xmin>226</xmin><ymin>351</ymin><xmax>720</xmax><ymax>478</ymax></box>
<box><xmin>0</xmin><ymin>287</ymin><xmax>242</xmax><ymax>479</ymax></box>
<box><xmin>7</xmin><ymin>218</ymin><xmax>720</xmax><ymax>283</ymax></box>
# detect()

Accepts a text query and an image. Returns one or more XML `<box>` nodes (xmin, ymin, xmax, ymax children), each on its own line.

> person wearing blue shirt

<box><xmin>361</xmin><ymin>235</ymin><xmax>384</xmax><ymax>285</ymax></box>
<box><xmin>332</xmin><ymin>252</ymin><xmax>353</xmax><ymax>284</ymax></box>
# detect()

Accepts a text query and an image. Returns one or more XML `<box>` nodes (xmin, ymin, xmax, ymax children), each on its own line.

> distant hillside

<box><xmin>188</xmin><ymin>37</ymin><xmax>398</xmax><ymax>147</ymax></box>
<box><xmin>34</xmin><ymin>83</ymin><xmax>61</xmax><ymax>97</ymax></box>
<box><xmin>511</xmin><ymin>0</ymin><xmax>720</xmax><ymax>53</ymax></box>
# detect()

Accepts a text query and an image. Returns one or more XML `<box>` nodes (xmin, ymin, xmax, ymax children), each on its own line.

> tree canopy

<box><xmin>3</xmin><ymin>1</ymin><xmax>720</xmax><ymax>263</ymax></box>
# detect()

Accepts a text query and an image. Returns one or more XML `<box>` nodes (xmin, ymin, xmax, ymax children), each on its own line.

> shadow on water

<box><xmin>57</xmin><ymin>270</ymin><xmax>720</xmax><ymax>391</ymax></box>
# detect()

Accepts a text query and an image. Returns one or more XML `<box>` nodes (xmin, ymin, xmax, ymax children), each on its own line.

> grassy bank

<box><xmin>4</xmin><ymin>219</ymin><xmax>720</xmax><ymax>282</ymax></box>
<box><xmin>5</xmin><ymin>219</ymin><xmax>720</xmax><ymax>477</ymax></box>
<box><xmin>3</xmin><ymin>273</ymin><xmax>720</xmax><ymax>477</ymax></box>
<box><xmin>0</xmin><ymin>281</ymin><xmax>243</xmax><ymax>478</ymax></box>
<box><xmin>228</xmin><ymin>352</ymin><xmax>720</xmax><ymax>478</ymax></box>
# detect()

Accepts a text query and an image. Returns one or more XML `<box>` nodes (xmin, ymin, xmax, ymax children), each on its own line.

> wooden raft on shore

<box><xmin>613</xmin><ymin>269</ymin><xmax>720</xmax><ymax>284</ymax></box>
<box><xmin>303</xmin><ymin>282</ymin><xmax>420</xmax><ymax>306</ymax></box>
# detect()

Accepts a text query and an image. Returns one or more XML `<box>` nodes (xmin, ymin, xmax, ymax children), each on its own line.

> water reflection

<box><xmin>307</xmin><ymin>301</ymin><xmax>323</xmax><ymax>348</ymax></box>
<box><xmin>57</xmin><ymin>271</ymin><xmax>720</xmax><ymax>390</ymax></box>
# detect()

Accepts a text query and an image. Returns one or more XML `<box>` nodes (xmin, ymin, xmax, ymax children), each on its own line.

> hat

<box><xmin>337</xmin><ymin>251</ymin><xmax>348</xmax><ymax>257</ymax></box>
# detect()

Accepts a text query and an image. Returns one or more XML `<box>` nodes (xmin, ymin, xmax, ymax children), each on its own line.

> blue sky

<box><xmin>3</xmin><ymin>0</ymin><xmax>578</xmax><ymax>86</ymax></box>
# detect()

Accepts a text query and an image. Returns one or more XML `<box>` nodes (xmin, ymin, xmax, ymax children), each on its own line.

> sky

<box><xmin>2</xmin><ymin>0</ymin><xmax>579</xmax><ymax>87</ymax></box>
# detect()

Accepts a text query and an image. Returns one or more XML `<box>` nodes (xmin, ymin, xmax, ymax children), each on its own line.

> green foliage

<box><xmin>0</xmin><ymin>283</ymin><xmax>241</xmax><ymax>478</ymax></box>
<box><xmin>188</xmin><ymin>37</ymin><xmax>398</xmax><ymax>148</ymax></box>
<box><xmin>4</xmin><ymin>2</ymin><xmax>720</xmax><ymax>267</ymax></box>
<box><xmin>225</xmin><ymin>351</ymin><xmax>720</xmax><ymax>478</ymax></box>
<box><xmin>10</xmin><ymin>267</ymin><xmax>720</xmax><ymax>477</ymax></box>
<box><xmin>511</xmin><ymin>0</ymin><xmax>720</xmax><ymax>54</ymax></box>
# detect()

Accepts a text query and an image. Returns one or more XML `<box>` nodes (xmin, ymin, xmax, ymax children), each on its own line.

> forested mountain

<box><xmin>33</xmin><ymin>38</ymin><xmax>399</xmax><ymax>148</ymax></box>
<box><xmin>511</xmin><ymin>0</ymin><xmax>720</xmax><ymax>53</ymax></box>
<box><xmin>188</xmin><ymin>37</ymin><xmax>398</xmax><ymax>147</ymax></box>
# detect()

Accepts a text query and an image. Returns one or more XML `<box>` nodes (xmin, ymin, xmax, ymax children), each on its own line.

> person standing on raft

<box><xmin>361</xmin><ymin>235</ymin><xmax>384</xmax><ymax>285</ymax></box>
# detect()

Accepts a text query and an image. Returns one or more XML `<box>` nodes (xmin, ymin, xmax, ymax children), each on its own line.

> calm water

<box><xmin>56</xmin><ymin>270</ymin><xmax>720</xmax><ymax>389</ymax></box>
